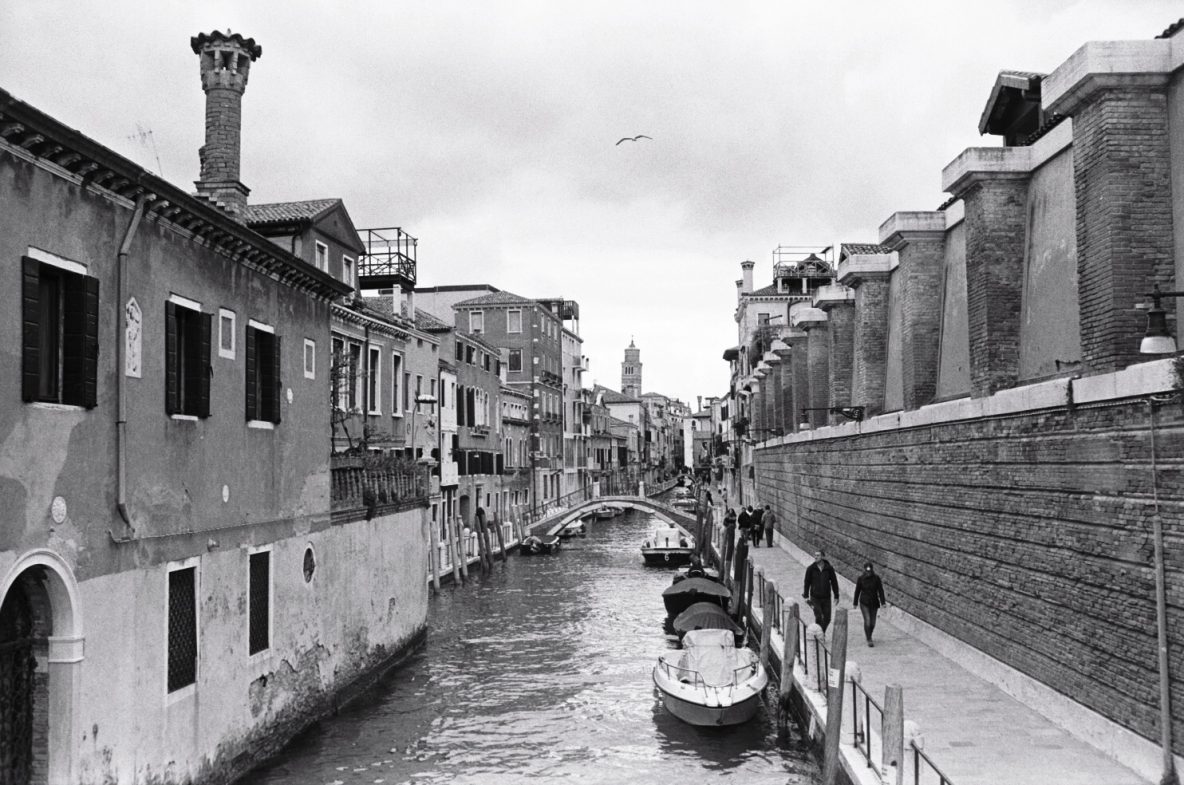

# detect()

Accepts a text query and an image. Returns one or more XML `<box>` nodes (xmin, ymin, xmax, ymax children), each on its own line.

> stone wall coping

<box><xmin>941</xmin><ymin>119</ymin><xmax>1072</xmax><ymax>196</ymax></box>
<box><xmin>878</xmin><ymin>211</ymin><xmax>946</xmax><ymax>244</ymax></box>
<box><xmin>944</xmin><ymin>199</ymin><xmax>965</xmax><ymax>229</ymax></box>
<box><xmin>790</xmin><ymin>307</ymin><xmax>828</xmax><ymax>328</ymax></box>
<box><xmin>812</xmin><ymin>284</ymin><xmax>856</xmax><ymax>309</ymax></box>
<box><xmin>763</xmin><ymin>351</ymin><xmax>780</xmax><ymax>364</ymax></box>
<box><xmin>1043</xmin><ymin>39</ymin><xmax>1176</xmax><ymax>116</ymax></box>
<box><xmin>836</xmin><ymin>253</ymin><xmax>897</xmax><ymax>286</ymax></box>
<box><xmin>753</xmin><ymin>358</ymin><xmax>1178</xmax><ymax>448</ymax></box>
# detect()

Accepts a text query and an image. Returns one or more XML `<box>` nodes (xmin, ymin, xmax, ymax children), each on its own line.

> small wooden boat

<box><xmin>593</xmin><ymin>505</ymin><xmax>622</xmax><ymax>520</ymax></box>
<box><xmin>519</xmin><ymin>534</ymin><xmax>561</xmax><ymax>555</ymax></box>
<box><xmin>641</xmin><ymin>524</ymin><xmax>694</xmax><ymax>567</ymax></box>
<box><xmin>558</xmin><ymin>519</ymin><xmax>587</xmax><ymax>539</ymax></box>
<box><xmin>653</xmin><ymin>628</ymin><xmax>767</xmax><ymax>726</ymax></box>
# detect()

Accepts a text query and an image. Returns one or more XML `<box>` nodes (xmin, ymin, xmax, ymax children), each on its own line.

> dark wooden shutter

<box><xmin>165</xmin><ymin>302</ymin><xmax>179</xmax><ymax>414</ymax></box>
<box><xmin>495</xmin><ymin>453</ymin><xmax>504</xmax><ymax>474</ymax></box>
<box><xmin>20</xmin><ymin>257</ymin><xmax>41</xmax><ymax>402</ymax></box>
<box><xmin>271</xmin><ymin>334</ymin><xmax>282</xmax><ymax>424</ymax></box>
<box><xmin>245</xmin><ymin>326</ymin><xmax>257</xmax><ymax>421</ymax></box>
<box><xmin>82</xmin><ymin>276</ymin><xmax>99</xmax><ymax>408</ymax></box>
<box><xmin>196</xmin><ymin>312</ymin><xmax>212</xmax><ymax>418</ymax></box>
<box><xmin>456</xmin><ymin>385</ymin><xmax>466</xmax><ymax>426</ymax></box>
<box><xmin>466</xmin><ymin>387</ymin><xmax>475</xmax><ymax>426</ymax></box>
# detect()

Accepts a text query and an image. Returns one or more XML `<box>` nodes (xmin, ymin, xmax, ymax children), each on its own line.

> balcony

<box><xmin>330</xmin><ymin>454</ymin><xmax>429</xmax><ymax>518</ymax></box>
<box><xmin>358</xmin><ymin>227</ymin><xmax>417</xmax><ymax>292</ymax></box>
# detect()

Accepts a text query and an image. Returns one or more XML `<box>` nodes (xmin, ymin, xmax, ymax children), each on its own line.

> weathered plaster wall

<box><xmin>72</xmin><ymin>507</ymin><xmax>428</xmax><ymax>784</ymax></box>
<box><xmin>935</xmin><ymin>217</ymin><xmax>969</xmax><ymax>399</ymax></box>
<box><xmin>755</xmin><ymin>399</ymin><xmax>1184</xmax><ymax>753</ymax></box>
<box><xmin>1019</xmin><ymin>148</ymin><xmax>1080</xmax><ymax>381</ymax></box>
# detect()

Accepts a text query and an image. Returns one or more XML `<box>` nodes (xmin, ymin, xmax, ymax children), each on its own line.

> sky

<box><xmin>2</xmin><ymin>1</ymin><xmax>1178</xmax><ymax>405</ymax></box>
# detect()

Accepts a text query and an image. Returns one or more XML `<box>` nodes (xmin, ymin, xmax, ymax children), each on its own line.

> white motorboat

<box><xmin>652</xmin><ymin>629</ymin><xmax>768</xmax><ymax>726</ymax></box>
<box><xmin>641</xmin><ymin>524</ymin><xmax>694</xmax><ymax>566</ymax></box>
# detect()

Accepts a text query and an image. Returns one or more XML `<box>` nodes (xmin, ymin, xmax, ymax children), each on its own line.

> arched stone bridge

<box><xmin>540</xmin><ymin>495</ymin><xmax>698</xmax><ymax>535</ymax></box>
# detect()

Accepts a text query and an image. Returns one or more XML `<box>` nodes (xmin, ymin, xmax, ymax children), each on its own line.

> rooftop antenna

<box><xmin>127</xmin><ymin>123</ymin><xmax>164</xmax><ymax>178</ymax></box>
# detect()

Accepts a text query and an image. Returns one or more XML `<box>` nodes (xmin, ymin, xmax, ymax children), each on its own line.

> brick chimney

<box><xmin>191</xmin><ymin>30</ymin><xmax>262</xmax><ymax>217</ymax></box>
<box><xmin>741</xmin><ymin>260</ymin><xmax>755</xmax><ymax>294</ymax></box>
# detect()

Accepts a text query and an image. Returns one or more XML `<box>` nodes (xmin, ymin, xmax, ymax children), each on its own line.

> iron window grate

<box><xmin>168</xmin><ymin>567</ymin><xmax>197</xmax><ymax>692</ymax></box>
<box><xmin>249</xmin><ymin>552</ymin><xmax>270</xmax><ymax>655</ymax></box>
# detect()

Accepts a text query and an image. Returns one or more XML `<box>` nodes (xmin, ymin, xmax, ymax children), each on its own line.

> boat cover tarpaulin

<box><xmin>661</xmin><ymin>577</ymin><xmax>730</xmax><ymax>600</ymax></box>
<box><xmin>673</xmin><ymin>602</ymin><xmax>741</xmax><ymax>636</ymax></box>
<box><xmin>681</xmin><ymin>629</ymin><xmax>737</xmax><ymax>687</ymax></box>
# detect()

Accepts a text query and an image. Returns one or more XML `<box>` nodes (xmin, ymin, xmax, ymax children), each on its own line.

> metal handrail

<box><xmin>656</xmin><ymin>657</ymin><xmax>760</xmax><ymax>687</ymax></box>
<box><xmin>849</xmin><ymin>675</ymin><xmax>884</xmax><ymax>771</ymax></box>
<box><xmin>912</xmin><ymin>741</ymin><xmax>954</xmax><ymax>785</ymax></box>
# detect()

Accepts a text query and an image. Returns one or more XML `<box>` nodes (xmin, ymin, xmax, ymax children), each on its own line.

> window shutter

<box><xmin>245</xmin><ymin>326</ymin><xmax>257</xmax><ymax>421</ymax></box>
<box><xmin>21</xmin><ymin>257</ymin><xmax>42</xmax><ymax>402</ymax></box>
<box><xmin>456</xmin><ymin>385</ymin><xmax>466</xmax><ymax>426</ymax></box>
<box><xmin>495</xmin><ymin>453</ymin><xmax>504</xmax><ymax>474</ymax></box>
<box><xmin>165</xmin><ymin>301</ymin><xmax>179</xmax><ymax>414</ymax></box>
<box><xmin>82</xmin><ymin>276</ymin><xmax>100</xmax><ymax>409</ymax></box>
<box><xmin>196</xmin><ymin>311</ymin><xmax>212</xmax><ymax>418</ymax></box>
<box><xmin>271</xmin><ymin>334</ymin><xmax>282</xmax><ymax>424</ymax></box>
<box><xmin>467</xmin><ymin>388</ymin><xmax>475</xmax><ymax>426</ymax></box>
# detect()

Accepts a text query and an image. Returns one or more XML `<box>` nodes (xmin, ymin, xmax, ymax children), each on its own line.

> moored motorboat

<box><xmin>519</xmin><ymin>534</ymin><xmax>562</xmax><ymax>555</ymax></box>
<box><xmin>593</xmin><ymin>505</ymin><xmax>622</xmax><ymax>520</ymax></box>
<box><xmin>653</xmin><ymin>629</ymin><xmax>767</xmax><ymax>726</ymax></box>
<box><xmin>641</xmin><ymin>524</ymin><xmax>694</xmax><ymax>567</ymax></box>
<box><xmin>661</xmin><ymin>576</ymin><xmax>730</xmax><ymax>619</ymax></box>
<box><xmin>557</xmin><ymin>519</ymin><xmax>587</xmax><ymax>539</ymax></box>
<box><xmin>671</xmin><ymin>601</ymin><xmax>745</xmax><ymax>647</ymax></box>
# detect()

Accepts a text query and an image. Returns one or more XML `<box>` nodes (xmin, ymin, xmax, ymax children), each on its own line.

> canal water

<box><xmin>249</xmin><ymin>508</ymin><xmax>820</xmax><ymax>784</ymax></box>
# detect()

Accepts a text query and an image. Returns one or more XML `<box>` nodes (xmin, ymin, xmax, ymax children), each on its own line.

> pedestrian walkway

<box><xmin>743</xmin><ymin>537</ymin><xmax>1150</xmax><ymax>785</ymax></box>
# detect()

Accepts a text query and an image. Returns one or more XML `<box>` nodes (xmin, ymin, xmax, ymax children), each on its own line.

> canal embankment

<box><xmin>721</xmin><ymin>524</ymin><xmax>1157</xmax><ymax>785</ymax></box>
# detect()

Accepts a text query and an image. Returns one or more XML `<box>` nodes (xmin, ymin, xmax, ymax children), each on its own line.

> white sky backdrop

<box><xmin>2</xmin><ymin>1</ymin><xmax>1178</xmax><ymax>404</ymax></box>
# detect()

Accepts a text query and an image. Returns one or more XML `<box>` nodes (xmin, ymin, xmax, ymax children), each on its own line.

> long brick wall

<box><xmin>755</xmin><ymin>398</ymin><xmax>1184</xmax><ymax>751</ymax></box>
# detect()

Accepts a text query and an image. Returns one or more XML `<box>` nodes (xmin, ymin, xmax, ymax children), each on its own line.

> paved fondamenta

<box><xmin>743</xmin><ymin>536</ymin><xmax>1150</xmax><ymax>785</ymax></box>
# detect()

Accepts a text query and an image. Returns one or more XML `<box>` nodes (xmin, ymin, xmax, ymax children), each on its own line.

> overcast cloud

<box><xmin>2</xmin><ymin>1</ymin><xmax>1177</xmax><ymax>403</ymax></box>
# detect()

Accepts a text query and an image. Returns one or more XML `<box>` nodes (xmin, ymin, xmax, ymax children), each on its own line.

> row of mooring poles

<box><xmin>735</xmin><ymin>544</ymin><xmax>908</xmax><ymax>785</ymax></box>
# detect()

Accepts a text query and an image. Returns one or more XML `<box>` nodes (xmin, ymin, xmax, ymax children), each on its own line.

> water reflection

<box><xmin>247</xmin><ymin>508</ymin><xmax>819</xmax><ymax>785</ymax></box>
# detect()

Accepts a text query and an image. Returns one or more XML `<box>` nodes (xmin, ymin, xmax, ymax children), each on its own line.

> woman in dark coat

<box><xmin>852</xmin><ymin>561</ymin><xmax>887</xmax><ymax>646</ymax></box>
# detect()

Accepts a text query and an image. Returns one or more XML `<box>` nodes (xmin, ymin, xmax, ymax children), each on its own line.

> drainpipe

<box><xmin>1148</xmin><ymin>395</ymin><xmax>1179</xmax><ymax>785</ymax></box>
<box><xmin>116</xmin><ymin>196</ymin><xmax>147</xmax><ymax>530</ymax></box>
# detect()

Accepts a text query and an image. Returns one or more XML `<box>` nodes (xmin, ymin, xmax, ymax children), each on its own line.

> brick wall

<box><xmin>806</xmin><ymin>326</ymin><xmax>830</xmax><ymax>428</ymax></box>
<box><xmin>827</xmin><ymin>304</ymin><xmax>855</xmax><ymax>420</ymax></box>
<box><xmin>897</xmin><ymin>235</ymin><xmax>944</xmax><ymax>408</ymax></box>
<box><xmin>1074</xmin><ymin>87</ymin><xmax>1176</xmax><ymax>373</ymax></box>
<box><xmin>852</xmin><ymin>278</ymin><xmax>890</xmax><ymax>416</ymax></box>
<box><xmin>755</xmin><ymin>398</ymin><xmax>1184</xmax><ymax>751</ymax></box>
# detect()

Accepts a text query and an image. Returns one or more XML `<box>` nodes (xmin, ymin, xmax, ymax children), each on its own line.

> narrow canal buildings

<box><xmin>0</xmin><ymin>32</ymin><xmax>430</xmax><ymax>784</ymax></box>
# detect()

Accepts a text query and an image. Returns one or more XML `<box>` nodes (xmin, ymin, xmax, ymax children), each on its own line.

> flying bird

<box><xmin>616</xmin><ymin>135</ymin><xmax>652</xmax><ymax>146</ymax></box>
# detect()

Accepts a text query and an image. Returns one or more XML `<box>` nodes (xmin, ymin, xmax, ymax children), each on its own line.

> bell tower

<box><xmin>621</xmin><ymin>339</ymin><xmax>642</xmax><ymax>398</ymax></box>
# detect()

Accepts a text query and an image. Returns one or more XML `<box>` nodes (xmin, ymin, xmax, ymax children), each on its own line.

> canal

<box><xmin>249</xmin><ymin>508</ymin><xmax>820</xmax><ymax>784</ymax></box>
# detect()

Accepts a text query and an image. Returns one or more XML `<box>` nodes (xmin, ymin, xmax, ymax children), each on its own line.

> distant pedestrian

<box><xmin>802</xmin><ymin>550</ymin><xmax>840</xmax><ymax>632</ymax></box>
<box><xmin>750</xmin><ymin>504</ymin><xmax>765</xmax><ymax>548</ymax></box>
<box><xmin>737</xmin><ymin>505</ymin><xmax>752</xmax><ymax>542</ymax></box>
<box><xmin>762</xmin><ymin>505</ymin><xmax>775</xmax><ymax>548</ymax></box>
<box><xmin>722</xmin><ymin>508</ymin><xmax>737</xmax><ymax>572</ymax></box>
<box><xmin>853</xmin><ymin>561</ymin><xmax>887</xmax><ymax>647</ymax></box>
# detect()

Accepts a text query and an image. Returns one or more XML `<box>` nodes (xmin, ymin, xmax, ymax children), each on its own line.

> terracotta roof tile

<box><xmin>414</xmin><ymin>308</ymin><xmax>452</xmax><ymax>333</ymax></box>
<box><xmin>454</xmin><ymin>290</ymin><xmax>534</xmax><ymax>307</ymax></box>
<box><xmin>840</xmin><ymin>243</ymin><xmax>892</xmax><ymax>257</ymax></box>
<box><xmin>243</xmin><ymin>199</ymin><xmax>340</xmax><ymax>225</ymax></box>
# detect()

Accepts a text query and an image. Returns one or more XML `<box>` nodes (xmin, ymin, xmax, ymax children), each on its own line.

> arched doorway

<box><xmin>0</xmin><ymin>552</ymin><xmax>82</xmax><ymax>785</ymax></box>
<box><xmin>0</xmin><ymin>571</ymin><xmax>49</xmax><ymax>785</ymax></box>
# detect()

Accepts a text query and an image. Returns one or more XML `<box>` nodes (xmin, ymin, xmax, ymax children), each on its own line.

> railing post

<box><xmin>843</xmin><ymin>661</ymin><xmax>862</xmax><ymax>747</ymax></box>
<box><xmin>822</xmin><ymin>609</ymin><xmax>849</xmax><ymax>785</ymax></box>
<box><xmin>760</xmin><ymin>577</ymin><xmax>774</xmax><ymax>671</ymax></box>
<box><xmin>903</xmin><ymin>721</ymin><xmax>923</xmax><ymax>785</ymax></box>
<box><xmin>805</xmin><ymin>623</ymin><xmax>823</xmax><ymax>691</ymax></box>
<box><xmin>884</xmin><ymin>684</ymin><xmax>904</xmax><ymax>785</ymax></box>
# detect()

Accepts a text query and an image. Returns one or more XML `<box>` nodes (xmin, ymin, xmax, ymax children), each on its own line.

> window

<box><xmin>403</xmin><ymin>372</ymin><xmax>411</xmax><ymax>411</ymax></box>
<box><xmin>466</xmin><ymin>346</ymin><xmax>475</xmax><ymax>365</ymax></box>
<box><xmin>391</xmin><ymin>353</ymin><xmax>403</xmax><ymax>416</ymax></box>
<box><xmin>348</xmin><ymin>343</ymin><xmax>363</xmax><ymax>411</ymax></box>
<box><xmin>167</xmin><ymin>564</ymin><xmax>197</xmax><ymax>693</ymax></box>
<box><xmin>483</xmin><ymin>353</ymin><xmax>491</xmax><ymax>372</ymax></box>
<box><xmin>303</xmin><ymin>339</ymin><xmax>316</xmax><ymax>380</ymax></box>
<box><xmin>166</xmin><ymin>296</ymin><xmax>212</xmax><ymax>418</ymax></box>
<box><xmin>246</xmin><ymin>322</ymin><xmax>281</xmax><ymax>424</ymax></box>
<box><xmin>315</xmin><ymin>241</ymin><xmax>328</xmax><ymax>272</ymax></box>
<box><xmin>248</xmin><ymin>550</ymin><xmax>270</xmax><ymax>655</ymax></box>
<box><xmin>218</xmin><ymin>308</ymin><xmax>236</xmax><ymax>360</ymax></box>
<box><xmin>470</xmin><ymin>310</ymin><xmax>484</xmax><ymax>333</ymax></box>
<box><xmin>415</xmin><ymin>375</ymin><xmax>423</xmax><ymax>410</ymax></box>
<box><xmin>332</xmin><ymin>336</ymin><xmax>347</xmax><ymax>411</ymax></box>
<box><xmin>342</xmin><ymin>256</ymin><xmax>354</xmax><ymax>289</ymax></box>
<box><xmin>367</xmin><ymin>346</ymin><xmax>382</xmax><ymax>414</ymax></box>
<box><xmin>507</xmin><ymin>309</ymin><xmax>522</xmax><ymax>333</ymax></box>
<box><xmin>21</xmin><ymin>255</ymin><xmax>99</xmax><ymax>408</ymax></box>
<box><xmin>508</xmin><ymin>349</ymin><xmax>522</xmax><ymax>372</ymax></box>
<box><xmin>430</xmin><ymin>378</ymin><xmax>438</xmax><ymax>414</ymax></box>
<box><xmin>455</xmin><ymin>340</ymin><xmax>464</xmax><ymax>362</ymax></box>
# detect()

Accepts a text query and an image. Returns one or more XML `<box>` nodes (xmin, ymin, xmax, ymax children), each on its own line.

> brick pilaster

<box><xmin>1072</xmin><ymin>86</ymin><xmax>1175</xmax><ymax>371</ymax></box>
<box><xmin>792</xmin><ymin>309</ymin><xmax>830</xmax><ymax>429</ymax></box>
<box><xmin>960</xmin><ymin>176</ymin><xmax>1028</xmax><ymax>396</ymax></box>
<box><xmin>816</xmin><ymin>286</ymin><xmax>856</xmax><ymax>425</ymax></box>
<box><xmin>881</xmin><ymin>213</ymin><xmax>946</xmax><ymax>409</ymax></box>
<box><xmin>788</xmin><ymin>330</ymin><xmax>809</xmax><ymax>433</ymax></box>
<box><xmin>838</xmin><ymin>252</ymin><xmax>895</xmax><ymax>417</ymax></box>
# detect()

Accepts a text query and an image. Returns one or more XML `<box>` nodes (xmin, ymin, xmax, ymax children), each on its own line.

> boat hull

<box><xmin>652</xmin><ymin>666</ymin><xmax>767</xmax><ymax>726</ymax></box>
<box><xmin>642</xmin><ymin>548</ymin><xmax>694</xmax><ymax>567</ymax></box>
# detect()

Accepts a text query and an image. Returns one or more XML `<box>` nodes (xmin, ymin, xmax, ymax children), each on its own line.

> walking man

<box><xmin>722</xmin><ymin>508</ymin><xmax>738</xmax><ymax>574</ymax></box>
<box><xmin>737</xmin><ymin>505</ymin><xmax>752</xmax><ymax>543</ymax></box>
<box><xmin>803</xmin><ymin>550</ymin><xmax>840</xmax><ymax>632</ymax></box>
<box><xmin>762</xmin><ymin>504</ymin><xmax>775</xmax><ymax>548</ymax></box>
<box><xmin>853</xmin><ymin>561</ymin><xmax>887</xmax><ymax>646</ymax></box>
<box><xmin>750</xmin><ymin>504</ymin><xmax>764</xmax><ymax>548</ymax></box>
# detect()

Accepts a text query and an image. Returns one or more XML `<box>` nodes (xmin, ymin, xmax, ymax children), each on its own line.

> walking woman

<box><xmin>852</xmin><ymin>561</ymin><xmax>887</xmax><ymax>646</ymax></box>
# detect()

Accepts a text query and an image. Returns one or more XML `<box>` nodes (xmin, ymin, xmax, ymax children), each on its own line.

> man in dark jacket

<box><xmin>750</xmin><ymin>504</ymin><xmax>764</xmax><ymax>547</ymax></box>
<box><xmin>853</xmin><ymin>561</ymin><xmax>888</xmax><ymax>646</ymax></box>
<box><xmin>737</xmin><ymin>505</ymin><xmax>752</xmax><ymax>542</ymax></box>
<box><xmin>802</xmin><ymin>550</ymin><xmax>840</xmax><ymax>632</ymax></box>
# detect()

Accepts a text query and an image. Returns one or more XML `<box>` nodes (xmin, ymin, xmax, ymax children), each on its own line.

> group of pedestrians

<box><xmin>717</xmin><ymin>499</ymin><xmax>889</xmax><ymax>647</ymax></box>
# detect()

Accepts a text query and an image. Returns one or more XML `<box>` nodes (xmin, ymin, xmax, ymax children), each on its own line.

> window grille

<box><xmin>168</xmin><ymin>567</ymin><xmax>197</xmax><ymax>692</ymax></box>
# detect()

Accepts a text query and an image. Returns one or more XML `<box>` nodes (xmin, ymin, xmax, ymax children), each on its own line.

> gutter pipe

<box><xmin>116</xmin><ymin>195</ymin><xmax>147</xmax><ymax>530</ymax></box>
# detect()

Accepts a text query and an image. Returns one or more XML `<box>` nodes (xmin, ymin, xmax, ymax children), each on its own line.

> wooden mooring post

<box><xmin>822</xmin><ymin>609</ymin><xmax>849</xmax><ymax>785</ymax></box>
<box><xmin>493</xmin><ymin>513</ymin><xmax>507</xmax><ymax>561</ymax></box>
<box><xmin>426</xmin><ymin>505</ymin><xmax>440</xmax><ymax>592</ymax></box>
<box><xmin>780</xmin><ymin>601</ymin><xmax>799</xmax><ymax>727</ymax></box>
<box><xmin>883</xmin><ymin>684</ymin><xmax>904</xmax><ymax>785</ymax></box>
<box><xmin>760</xmin><ymin>577</ymin><xmax>774</xmax><ymax>671</ymax></box>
